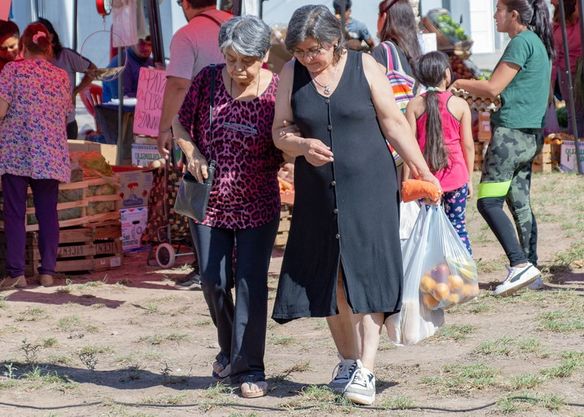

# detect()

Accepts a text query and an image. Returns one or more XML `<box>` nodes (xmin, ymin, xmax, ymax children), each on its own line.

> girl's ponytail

<box><xmin>423</xmin><ymin>90</ymin><xmax>449</xmax><ymax>172</ymax></box>
<box><xmin>530</xmin><ymin>0</ymin><xmax>554</xmax><ymax>60</ymax></box>
<box><xmin>413</xmin><ymin>51</ymin><xmax>450</xmax><ymax>172</ymax></box>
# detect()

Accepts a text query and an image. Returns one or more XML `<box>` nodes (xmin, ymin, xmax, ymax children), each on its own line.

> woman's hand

<box><xmin>279</xmin><ymin>119</ymin><xmax>301</xmax><ymax>137</ymax></box>
<box><xmin>467</xmin><ymin>182</ymin><xmax>474</xmax><ymax>199</ymax></box>
<box><xmin>187</xmin><ymin>152</ymin><xmax>209</xmax><ymax>183</ymax></box>
<box><xmin>303</xmin><ymin>138</ymin><xmax>334</xmax><ymax>167</ymax></box>
<box><xmin>418</xmin><ymin>170</ymin><xmax>442</xmax><ymax>204</ymax></box>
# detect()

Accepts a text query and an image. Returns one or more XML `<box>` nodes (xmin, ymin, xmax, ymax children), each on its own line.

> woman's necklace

<box><xmin>312</xmin><ymin>76</ymin><xmax>331</xmax><ymax>95</ymax></box>
<box><xmin>311</xmin><ymin>64</ymin><xmax>338</xmax><ymax>96</ymax></box>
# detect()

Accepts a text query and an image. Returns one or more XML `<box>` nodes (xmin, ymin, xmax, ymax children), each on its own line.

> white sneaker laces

<box><xmin>331</xmin><ymin>359</ymin><xmax>352</xmax><ymax>381</ymax></box>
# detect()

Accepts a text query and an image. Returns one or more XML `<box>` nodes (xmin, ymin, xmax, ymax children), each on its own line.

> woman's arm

<box><xmin>403</xmin><ymin>99</ymin><xmax>421</xmax><ymax>182</ymax></box>
<box><xmin>172</xmin><ymin>115</ymin><xmax>208</xmax><ymax>183</ymax></box>
<box><xmin>73</xmin><ymin>63</ymin><xmax>97</xmax><ymax>98</ymax></box>
<box><xmin>272</xmin><ymin>60</ymin><xmax>333</xmax><ymax>166</ymax></box>
<box><xmin>451</xmin><ymin>61</ymin><xmax>520</xmax><ymax>99</ymax></box>
<box><xmin>362</xmin><ymin>54</ymin><xmax>441</xmax><ymax>194</ymax></box>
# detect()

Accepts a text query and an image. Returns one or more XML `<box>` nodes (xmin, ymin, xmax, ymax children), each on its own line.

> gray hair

<box><xmin>218</xmin><ymin>15</ymin><xmax>272</xmax><ymax>59</ymax></box>
<box><xmin>285</xmin><ymin>5</ymin><xmax>345</xmax><ymax>60</ymax></box>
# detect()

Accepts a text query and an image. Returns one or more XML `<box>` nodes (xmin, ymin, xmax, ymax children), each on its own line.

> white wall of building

<box><xmin>262</xmin><ymin>0</ymin><xmax>379</xmax><ymax>42</ymax></box>
<box><xmin>11</xmin><ymin>0</ymin><xmax>544</xmax><ymax>66</ymax></box>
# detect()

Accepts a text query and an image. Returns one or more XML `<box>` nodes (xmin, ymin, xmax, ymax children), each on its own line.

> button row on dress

<box><xmin>333</xmin><ymin>208</ymin><xmax>338</xmax><ymax>214</ymax></box>
<box><xmin>335</xmin><ymin>233</ymin><xmax>341</xmax><ymax>240</ymax></box>
<box><xmin>330</xmin><ymin>180</ymin><xmax>336</xmax><ymax>187</ymax></box>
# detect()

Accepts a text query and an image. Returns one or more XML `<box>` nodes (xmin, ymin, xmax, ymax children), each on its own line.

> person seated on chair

<box><xmin>102</xmin><ymin>36</ymin><xmax>153</xmax><ymax>103</ymax></box>
<box><xmin>0</xmin><ymin>20</ymin><xmax>20</xmax><ymax>72</ymax></box>
<box><xmin>333</xmin><ymin>0</ymin><xmax>375</xmax><ymax>51</ymax></box>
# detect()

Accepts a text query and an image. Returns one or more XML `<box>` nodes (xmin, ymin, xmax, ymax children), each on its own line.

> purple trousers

<box><xmin>2</xmin><ymin>174</ymin><xmax>59</xmax><ymax>277</ymax></box>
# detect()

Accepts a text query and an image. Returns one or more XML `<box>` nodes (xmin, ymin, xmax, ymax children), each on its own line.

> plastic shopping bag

<box><xmin>399</xmin><ymin>201</ymin><xmax>420</xmax><ymax>241</ymax></box>
<box><xmin>386</xmin><ymin>205</ymin><xmax>478</xmax><ymax>345</ymax></box>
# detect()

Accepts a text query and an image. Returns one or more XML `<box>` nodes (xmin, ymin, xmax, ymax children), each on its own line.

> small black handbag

<box><xmin>174</xmin><ymin>160</ymin><xmax>216</xmax><ymax>221</ymax></box>
<box><xmin>173</xmin><ymin>65</ymin><xmax>218</xmax><ymax>222</ymax></box>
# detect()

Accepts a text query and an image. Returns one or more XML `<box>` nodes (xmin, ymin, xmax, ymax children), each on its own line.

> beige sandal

<box><xmin>240</xmin><ymin>380</ymin><xmax>268</xmax><ymax>398</ymax></box>
<box><xmin>212</xmin><ymin>360</ymin><xmax>231</xmax><ymax>379</ymax></box>
<box><xmin>0</xmin><ymin>275</ymin><xmax>27</xmax><ymax>291</ymax></box>
<box><xmin>39</xmin><ymin>274</ymin><xmax>54</xmax><ymax>287</ymax></box>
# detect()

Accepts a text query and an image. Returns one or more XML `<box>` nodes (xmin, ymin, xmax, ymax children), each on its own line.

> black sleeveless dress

<box><xmin>272</xmin><ymin>51</ymin><xmax>402</xmax><ymax>323</ymax></box>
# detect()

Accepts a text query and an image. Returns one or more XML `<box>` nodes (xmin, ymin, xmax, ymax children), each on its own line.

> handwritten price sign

<box><xmin>133</xmin><ymin>67</ymin><xmax>166</xmax><ymax>137</ymax></box>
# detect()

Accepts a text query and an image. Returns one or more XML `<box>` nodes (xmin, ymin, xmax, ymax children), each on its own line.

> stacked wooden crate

<box><xmin>275</xmin><ymin>204</ymin><xmax>293</xmax><ymax>247</ymax></box>
<box><xmin>474</xmin><ymin>141</ymin><xmax>486</xmax><ymax>171</ymax></box>
<box><xmin>0</xmin><ymin>223</ymin><xmax>122</xmax><ymax>277</ymax></box>
<box><xmin>532</xmin><ymin>142</ymin><xmax>553</xmax><ymax>173</ymax></box>
<box><xmin>0</xmin><ymin>176</ymin><xmax>122</xmax><ymax>276</ymax></box>
<box><xmin>0</xmin><ymin>177</ymin><xmax>120</xmax><ymax>232</ymax></box>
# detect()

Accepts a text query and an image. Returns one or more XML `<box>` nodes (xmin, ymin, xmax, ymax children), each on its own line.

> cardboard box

<box><xmin>120</xmin><ymin>207</ymin><xmax>148</xmax><ymax>251</ymax></box>
<box><xmin>131</xmin><ymin>143</ymin><xmax>160</xmax><ymax>167</ymax></box>
<box><xmin>560</xmin><ymin>140</ymin><xmax>584</xmax><ymax>173</ymax></box>
<box><xmin>67</xmin><ymin>139</ymin><xmax>118</xmax><ymax>166</ymax></box>
<box><xmin>114</xmin><ymin>167</ymin><xmax>154</xmax><ymax>208</ymax></box>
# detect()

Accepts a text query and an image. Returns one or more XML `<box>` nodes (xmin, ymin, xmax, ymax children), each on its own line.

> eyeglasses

<box><xmin>292</xmin><ymin>46</ymin><xmax>326</xmax><ymax>60</ymax></box>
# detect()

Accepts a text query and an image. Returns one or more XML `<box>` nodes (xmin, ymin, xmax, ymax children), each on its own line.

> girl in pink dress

<box><xmin>405</xmin><ymin>51</ymin><xmax>475</xmax><ymax>254</ymax></box>
<box><xmin>0</xmin><ymin>23</ymin><xmax>71</xmax><ymax>289</ymax></box>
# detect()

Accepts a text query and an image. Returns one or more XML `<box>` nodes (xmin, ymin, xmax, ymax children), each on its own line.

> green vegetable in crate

<box><xmin>433</xmin><ymin>11</ymin><xmax>469</xmax><ymax>41</ymax></box>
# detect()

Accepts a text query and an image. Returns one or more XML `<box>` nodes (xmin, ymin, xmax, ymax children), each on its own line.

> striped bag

<box><xmin>382</xmin><ymin>41</ymin><xmax>415</xmax><ymax>113</ymax></box>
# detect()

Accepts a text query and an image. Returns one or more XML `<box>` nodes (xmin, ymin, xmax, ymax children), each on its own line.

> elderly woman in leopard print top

<box><xmin>172</xmin><ymin>15</ymin><xmax>282</xmax><ymax>399</ymax></box>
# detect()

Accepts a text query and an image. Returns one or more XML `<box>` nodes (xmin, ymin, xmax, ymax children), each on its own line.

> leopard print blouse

<box><xmin>179</xmin><ymin>64</ymin><xmax>282</xmax><ymax>229</ymax></box>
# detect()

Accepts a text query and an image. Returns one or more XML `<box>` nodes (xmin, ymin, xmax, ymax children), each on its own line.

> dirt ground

<box><xmin>0</xmin><ymin>172</ymin><xmax>583</xmax><ymax>417</ymax></box>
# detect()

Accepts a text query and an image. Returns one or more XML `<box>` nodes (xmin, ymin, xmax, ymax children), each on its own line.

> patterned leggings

<box><xmin>443</xmin><ymin>184</ymin><xmax>472</xmax><ymax>255</ymax></box>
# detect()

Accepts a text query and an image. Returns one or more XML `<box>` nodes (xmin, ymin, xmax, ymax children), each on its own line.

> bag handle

<box><xmin>173</xmin><ymin>65</ymin><xmax>217</xmax><ymax>170</ymax></box>
<box><xmin>382</xmin><ymin>41</ymin><xmax>401</xmax><ymax>73</ymax></box>
<box><xmin>209</xmin><ymin>64</ymin><xmax>216</xmax><ymax>135</ymax></box>
<box><xmin>196</xmin><ymin>12</ymin><xmax>225</xmax><ymax>27</ymax></box>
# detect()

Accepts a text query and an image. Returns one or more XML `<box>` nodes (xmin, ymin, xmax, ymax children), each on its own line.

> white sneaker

<box><xmin>329</xmin><ymin>355</ymin><xmax>356</xmax><ymax>393</ymax></box>
<box><xmin>343</xmin><ymin>360</ymin><xmax>376</xmax><ymax>405</ymax></box>
<box><xmin>494</xmin><ymin>263</ymin><xmax>541</xmax><ymax>297</ymax></box>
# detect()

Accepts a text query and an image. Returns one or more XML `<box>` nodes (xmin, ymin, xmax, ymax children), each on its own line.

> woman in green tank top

<box><xmin>450</xmin><ymin>0</ymin><xmax>554</xmax><ymax>297</ymax></box>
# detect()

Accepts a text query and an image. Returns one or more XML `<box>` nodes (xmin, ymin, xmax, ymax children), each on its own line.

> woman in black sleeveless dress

<box><xmin>271</xmin><ymin>5</ymin><xmax>440</xmax><ymax>406</ymax></box>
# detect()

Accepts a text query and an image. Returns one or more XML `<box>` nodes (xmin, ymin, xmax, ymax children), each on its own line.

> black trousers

<box><xmin>67</xmin><ymin>121</ymin><xmax>78</xmax><ymax>139</ymax></box>
<box><xmin>190</xmin><ymin>217</ymin><xmax>278</xmax><ymax>381</ymax></box>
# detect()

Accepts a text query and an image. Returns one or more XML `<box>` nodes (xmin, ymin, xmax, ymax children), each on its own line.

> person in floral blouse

<box><xmin>0</xmin><ymin>22</ymin><xmax>72</xmax><ymax>290</ymax></box>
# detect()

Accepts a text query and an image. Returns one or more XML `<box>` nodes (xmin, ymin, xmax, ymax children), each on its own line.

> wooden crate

<box><xmin>275</xmin><ymin>204</ymin><xmax>293</xmax><ymax>247</ymax></box>
<box><xmin>0</xmin><ymin>177</ymin><xmax>120</xmax><ymax>232</ymax></box>
<box><xmin>474</xmin><ymin>141</ymin><xmax>486</xmax><ymax>171</ymax></box>
<box><xmin>532</xmin><ymin>143</ymin><xmax>552</xmax><ymax>174</ymax></box>
<box><xmin>0</xmin><ymin>222</ymin><xmax>122</xmax><ymax>277</ymax></box>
